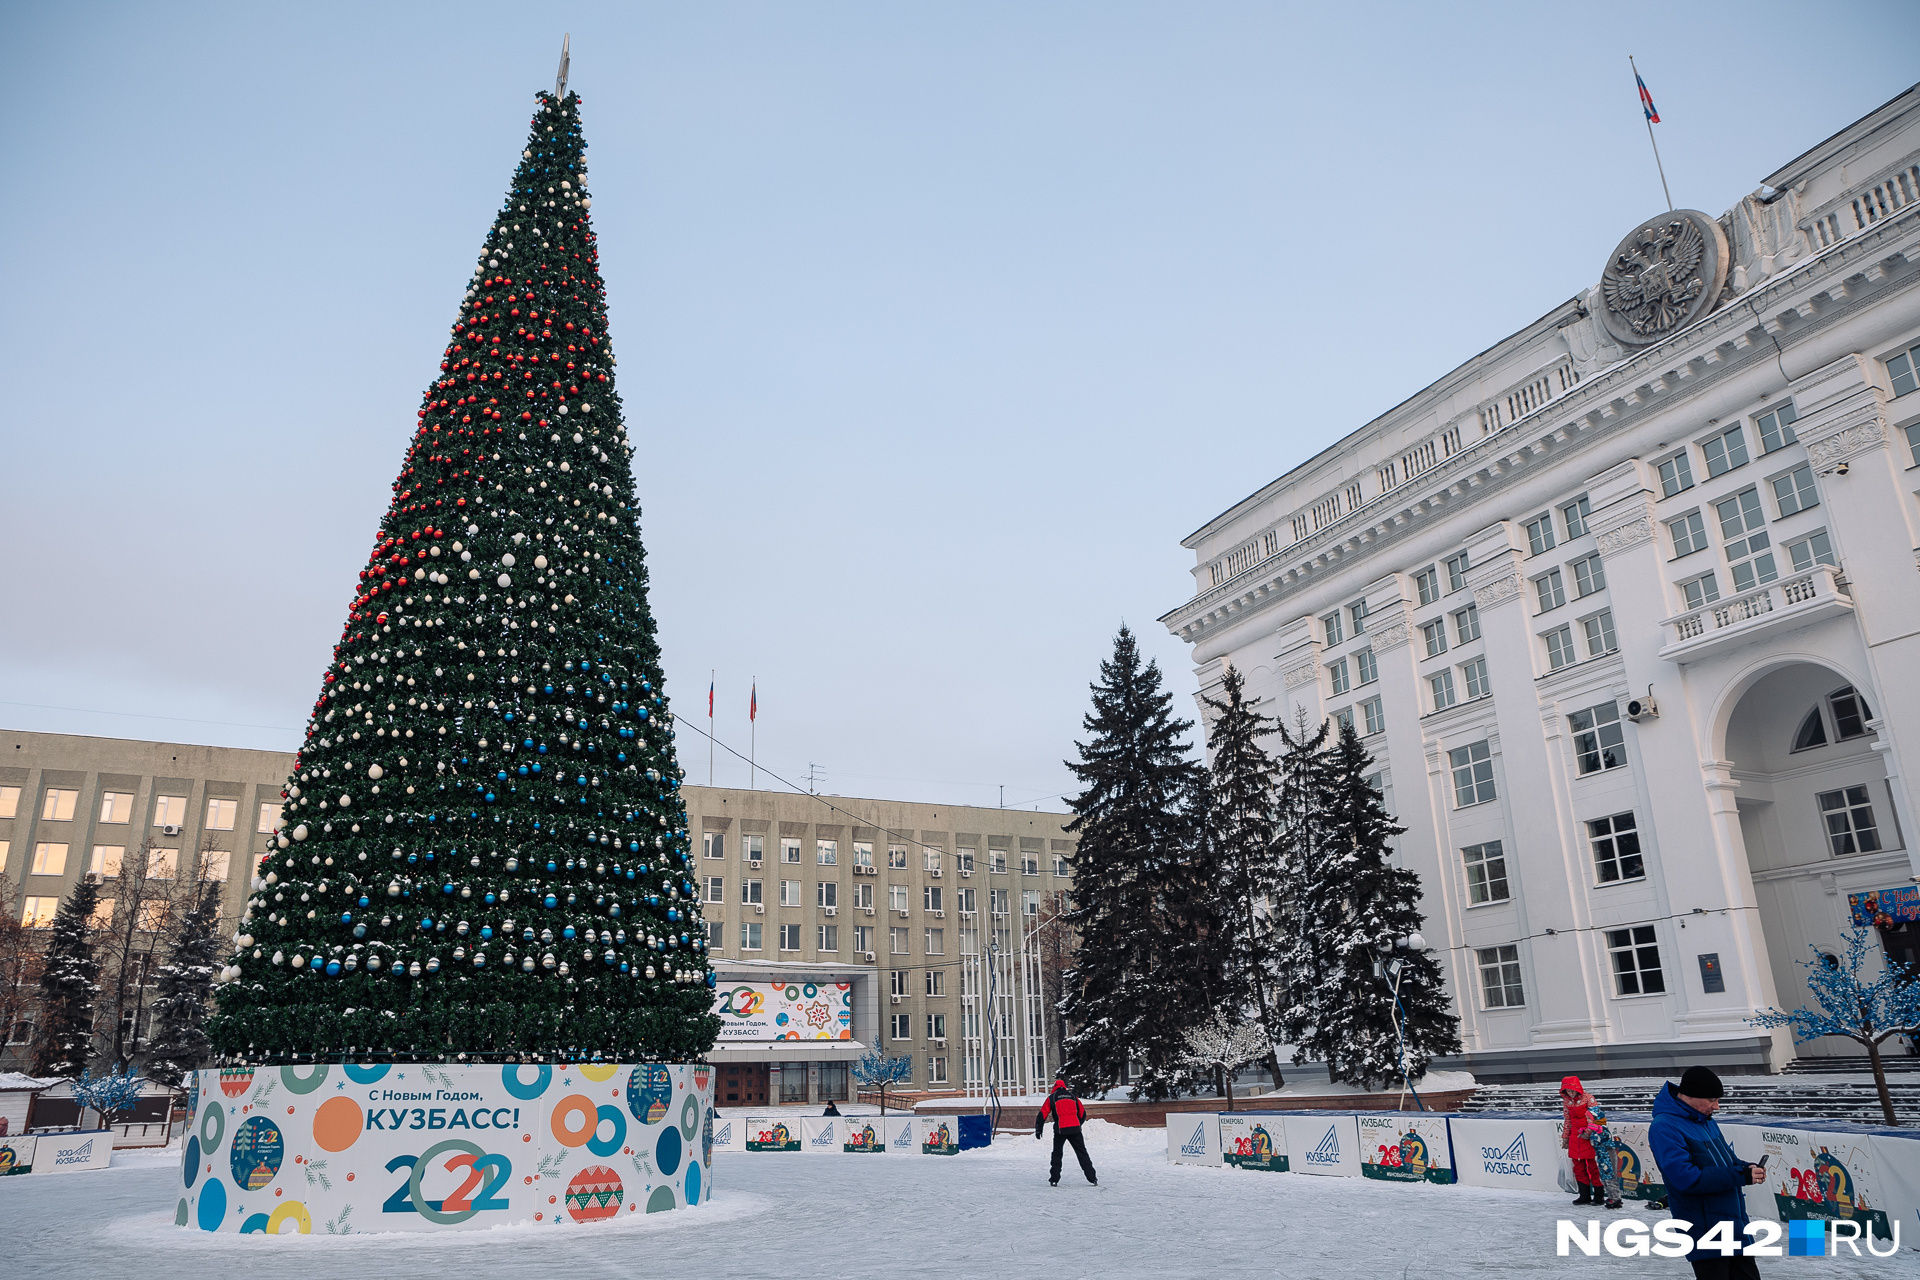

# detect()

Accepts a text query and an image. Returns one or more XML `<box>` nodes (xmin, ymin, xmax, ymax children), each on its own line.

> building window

<box><xmin>1430</xmin><ymin>671</ymin><xmax>1457</xmax><ymax>711</ymax></box>
<box><xmin>1589</xmin><ymin>813</ymin><xmax>1644</xmax><ymax>883</ymax></box>
<box><xmin>1454</xmin><ymin>604</ymin><xmax>1481</xmax><ymax>644</ymax></box>
<box><xmin>1669</xmin><ymin>510</ymin><xmax>1708</xmax><ymax>558</ymax></box>
<box><xmin>890</xmin><ymin>927</ymin><xmax>910</xmax><ymax>954</ymax></box>
<box><xmin>1583</xmin><ymin>611</ymin><xmax>1618</xmax><ymax>657</ymax></box>
<box><xmin>704</xmin><ymin>920</ymin><xmax>725</xmax><ymax>949</ymax></box>
<box><xmin>1322</xmin><ymin>611</ymin><xmax>1344</xmax><ymax>647</ymax></box>
<box><xmin>741</xmin><ymin>833</ymin><xmax>764</xmax><ymax>862</ymax></box>
<box><xmin>924</xmin><ymin>885</ymin><xmax>943</xmax><ymax>912</ymax></box>
<box><xmin>90</xmin><ymin>846</ymin><xmax>124</xmax><ymax>878</ymax></box>
<box><xmin>40</xmin><ymin>789</ymin><xmax>78</xmax><ymax>822</ymax></box>
<box><xmin>819</xmin><ymin>881</ymin><xmax>839</xmax><ymax>909</ymax></box>
<box><xmin>201</xmin><ymin>850</ymin><xmax>232</xmax><ymax>881</ymax></box>
<box><xmin>256</xmin><ymin>801</ymin><xmax>280</xmax><ymax>834</ymax></box>
<box><xmin>30</xmin><ymin>843</ymin><xmax>68</xmax><ymax>876</ymax></box>
<box><xmin>889</xmin><ymin>884</ymin><xmax>909</xmax><ymax>912</ymax></box>
<box><xmin>21</xmin><ymin>897</ymin><xmax>57</xmax><ymax>928</ymax></box>
<box><xmin>1449</xmin><ymin>741</ymin><xmax>1496</xmax><ymax>807</ymax></box>
<box><xmin>1755</xmin><ymin>401</ymin><xmax>1799</xmax><ymax>453</ymax></box>
<box><xmin>818</xmin><ymin>924</ymin><xmax>839</xmax><ymax>952</ymax></box>
<box><xmin>924</xmin><ymin>847</ymin><xmax>943</xmax><ymax>872</ymax></box>
<box><xmin>990</xmin><ymin>888</ymin><xmax>1009</xmax><ymax>915</ymax></box>
<box><xmin>97</xmin><ymin>792</ymin><xmax>133</xmax><ymax>824</ymax></box>
<box><xmin>149</xmin><ymin>848</ymin><xmax>178</xmax><ymax>879</ymax></box>
<box><xmin>853</xmin><ymin>924</ymin><xmax>873</xmax><ymax>952</ymax></box>
<box><xmin>0</xmin><ymin>786</ymin><xmax>17</xmax><ymax>819</ymax></box>
<box><xmin>1819</xmin><ymin>785</ymin><xmax>1882</xmax><ymax>856</ymax></box>
<box><xmin>779</xmin><ymin>923</ymin><xmax>803</xmax><ymax>951</ymax></box>
<box><xmin>817</xmin><ymin>840</ymin><xmax>838</xmax><ymax>865</ymax></box>
<box><xmin>1679</xmin><ymin>573</ymin><xmax>1720</xmax><ymax>611</ymax></box>
<box><xmin>1771</xmin><ymin>464</ymin><xmax>1819</xmax><ymax>518</ymax></box>
<box><xmin>1477</xmin><ymin>945</ymin><xmax>1525</xmax><ymax>1008</ymax></box>
<box><xmin>927</xmin><ymin>1013</ymin><xmax>948</xmax><ymax>1040</ymax></box>
<box><xmin>1327</xmin><ymin>658</ymin><xmax>1351</xmax><ymax>695</ymax></box>
<box><xmin>1052</xmin><ymin>852</ymin><xmax>1068</xmax><ymax>876</ymax></box>
<box><xmin>779</xmin><ymin>879</ymin><xmax>800</xmax><ymax>907</ymax></box>
<box><xmin>1887</xmin><ymin>341</ymin><xmax>1920</xmax><ymax>396</ymax></box>
<box><xmin>854</xmin><ymin>841</ymin><xmax>875</xmax><ymax>869</ymax></box>
<box><xmin>1544</xmin><ymin>625</ymin><xmax>1577</xmax><ymax>670</ymax></box>
<box><xmin>1658</xmin><ymin>452</ymin><xmax>1695</xmax><ymax>498</ymax></box>
<box><xmin>701</xmin><ymin>831</ymin><xmax>724</xmax><ymax>859</ymax></box>
<box><xmin>1422</xmin><ymin>619</ymin><xmax>1448</xmax><ymax>658</ymax></box>
<box><xmin>925</xmin><ymin>929</ymin><xmax>945</xmax><ymax>956</ymax></box>
<box><xmin>740</xmin><ymin>922</ymin><xmax>763</xmax><ymax>951</ymax></box>
<box><xmin>928</xmin><ymin>1056</ymin><xmax>949</xmax><ymax>1084</ymax></box>
<box><xmin>1535</xmin><ymin>568</ymin><xmax>1565</xmax><ymax>613</ymax></box>
<box><xmin>1445</xmin><ymin>552</ymin><xmax>1470</xmax><ymax>593</ymax></box>
<box><xmin>1332</xmin><ymin>705</ymin><xmax>1355</xmax><ymax>732</ymax></box>
<box><xmin>1717</xmin><ymin>488</ymin><xmax>1776</xmax><ymax>592</ymax></box>
<box><xmin>1022</xmin><ymin>890</ymin><xmax>1041</xmax><ymax>918</ymax></box>
<box><xmin>1414</xmin><ymin>566</ymin><xmax>1440</xmax><ymax>606</ymax></box>
<box><xmin>927</xmin><ymin>969</ymin><xmax>946</xmax><ymax>997</ymax></box>
<box><xmin>990</xmin><ymin>850</ymin><xmax>1008</xmax><ymax>874</ymax></box>
<box><xmin>1606</xmin><ymin>925</ymin><xmax>1665</xmax><ymax>996</ymax></box>
<box><xmin>1461</xmin><ymin>657</ymin><xmax>1490</xmax><ymax>701</ymax></box>
<box><xmin>1908</xmin><ymin>422</ymin><xmax>1920</xmax><ymax>468</ymax></box>
<box><xmin>1571</xmin><ymin>553</ymin><xmax>1605</xmax><ymax>597</ymax></box>
<box><xmin>956</xmin><ymin>848</ymin><xmax>975</xmax><ymax>874</ymax></box>
<box><xmin>1829</xmin><ymin>686</ymin><xmax>1872</xmax><ymax>739</ymax></box>
<box><xmin>1570</xmin><ymin>702</ymin><xmax>1626</xmax><ymax>774</ymax></box>
<box><xmin>153</xmin><ymin>795</ymin><xmax>187</xmax><ymax>827</ymax></box>
<box><xmin>1785</xmin><ymin>529</ymin><xmax>1836</xmax><ymax>572</ymax></box>
<box><xmin>1355</xmin><ymin>648</ymin><xmax>1378</xmax><ymax>684</ymax></box>
<box><xmin>891</xmin><ymin>1013</ymin><xmax>911</xmax><ymax>1040</ymax></box>
<box><xmin>781</xmin><ymin>838</ymin><xmax>801</xmax><ymax>864</ymax></box>
<box><xmin>1350</xmin><ymin>599</ymin><xmax>1369</xmax><ymax>635</ymax></box>
<box><xmin>891</xmin><ymin>969</ymin><xmax>910</xmax><ymax>997</ymax></box>
<box><xmin>705</xmin><ymin>876</ymin><xmax>725</xmax><ymax>903</ymax></box>
<box><xmin>1524</xmin><ymin>513</ymin><xmax>1556</xmax><ymax>556</ymax></box>
<box><xmin>742</xmin><ymin>878</ymin><xmax>763</xmax><ymax>905</ymax></box>
<box><xmin>889</xmin><ymin>845</ymin><xmax>909</xmax><ymax>870</ymax></box>
<box><xmin>1562</xmin><ymin>494</ymin><xmax>1592</xmax><ymax>539</ymax></box>
<box><xmin>1361</xmin><ymin>697</ymin><xmax>1386</xmax><ymax>736</ymax></box>
<box><xmin>1462</xmin><ymin>841</ymin><xmax>1509</xmax><ymax>905</ymax></box>
<box><xmin>1701</xmin><ymin>425</ymin><xmax>1749</xmax><ymax>478</ymax></box>
<box><xmin>1019</xmin><ymin>849</ymin><xmax>1039</xmax><ymax>875</ymax></box>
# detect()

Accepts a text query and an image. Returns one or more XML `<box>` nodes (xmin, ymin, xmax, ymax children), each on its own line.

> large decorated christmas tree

<box><xmin>210</xmin><ymin>86</ymin><xmax>718</xmax><ymax>1066</ymax></box>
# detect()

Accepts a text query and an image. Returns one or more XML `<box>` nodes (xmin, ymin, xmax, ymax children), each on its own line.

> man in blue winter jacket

<box><xmin>1648</xmin><ymin>1066</ymin><xmax>1768</xmax><ymax>1279</ymax></box>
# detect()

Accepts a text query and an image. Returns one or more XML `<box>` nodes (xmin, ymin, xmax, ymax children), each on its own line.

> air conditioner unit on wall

<box><xmin>162</xmin><ymin>824</ymin><xmax>181</xmax><ymax>837</ymax></box>
<box><xmin>824</xmin><ymin>906</ymin><xmax>837</xmax><ymax>917</ymax></box>
<box><xmin>754</xmin><ymin>903</ymin><xmax>765</xmax><ymax>914</ymax></box>
<box><xmin>863</xmin><ymin>952</ymin><xmax>875</xmax><ymax>962</ymax></box>
<box><xmin>930</xmin><ymin>868</ymin><xmax>941</xmax><ymax>877</ymax></box>
<box><xmin>863</xmin><ymin>906</ymin><xmax>875</xmax><ymax>915</ymax></box>
<box><xmin>891</xmin><ymin>994</ymin><xmax>901</xmax><ymax>1005</ymax></box>
<box><xmin>932</xmin><ymin>910</ymin><xmax>944</xmax><ymax>919</ymax></box>
<box><xmin>1626</xmin><ymin>688</ymin><xmax>1660</xmax><ymax>722</ymax></box>
<box><xmin>959</xmin><ymin>869</ymin><xmax>971</xmax><ymax>877</ymax></box>
<box><xmin>897</xmin><ymin>908</ymin><xmax>910</xmax><ymax>918</ymax></box>
<box><xmin>750</xmin><ymin>859</ymin><xmax>762</xmax><ymax>869</ymax></box>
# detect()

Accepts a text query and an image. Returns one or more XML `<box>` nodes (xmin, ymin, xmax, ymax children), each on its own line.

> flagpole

<box><xmin>1630</xmin><ymin>56</ymin><xmax>1673</xmax><ymax>212</ymax></box>
<box><xmin>709</xmin><ymin>668</ymin><xmax>715</xmax><ymax>786</ymax></box>
<box><xmin>750</xmin><ymin>679</ymin><xmax>757</xmax><ymax>790</ymax></box>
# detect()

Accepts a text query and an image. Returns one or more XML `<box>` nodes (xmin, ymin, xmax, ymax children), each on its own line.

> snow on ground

<box><xmin>5</xmin><ymin>1122</ymin><xmax>1912</xmax><ymax>1278</ymax></box>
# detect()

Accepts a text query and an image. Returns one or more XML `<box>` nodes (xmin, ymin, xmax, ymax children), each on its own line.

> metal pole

<box><xmin>1629</xmin><ymin>56</ymin><xmax>1673</xmax><ymax>212</ymax></box>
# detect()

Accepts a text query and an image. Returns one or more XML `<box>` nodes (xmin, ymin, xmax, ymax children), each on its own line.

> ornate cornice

<box><xmin>1473</xmin><ymin>572</ymin><xmax>1523</xmax><ymax>611</ymax></box>
<box><xmin>1595</xmin><ymin>514</ymin><xmax>1655</xmax><ymax>557</ymax></box>
<box><xmin>1806</xmin><ymin>418</ymin><xmax>1888</xmax><ymax>470</ymax></box>
<box><xmin>1368</xmin><ymin>616</ymin><xmax>1412</xmax><ymax>653</ymax></box>
<box><xmin>1282</xmin><ymin>662</ymin><xmax>1319</xmax><ymax>691</ymax></box>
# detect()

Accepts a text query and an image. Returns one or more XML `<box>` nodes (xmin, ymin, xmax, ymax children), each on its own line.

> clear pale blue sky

<box><xmin>2</xmin><ymin>3</ymin><xmax>1914</xmax><ymax>809</ymax></box>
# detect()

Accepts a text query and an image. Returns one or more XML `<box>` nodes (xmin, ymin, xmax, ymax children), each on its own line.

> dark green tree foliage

<box><xmin>144</xmin><ymin>882</ymin><xmax>223</xmax><ymax>1086</ymax></box>
<box><xmin>1274</xmin><ymin>711</ymin><xmax>1336</xmax><ymax>1072</ymax></box>
<box><xmin>209</xmin><ymin>89</ymin><xmax>718</xmax><ymax>1064</ymax></box>
<box><xmin>1058</xmin><ymin>626</ymin><xmax>1206</xmax><ymax>1099</ymax></box>
<box><xmin>1307</xmin><ymin>721</ymin><xmax>1460</xmax><ymax>1088</ymax></box>
<box><xmin>32</xmin><ymin>876</ymin><xmax>101</xmax><ymax>1077</ymax></box>
<box><xmin>1199</xmin><ymin>665</ymin><xmax>1283</xmax><ymax>1085</ymax></box>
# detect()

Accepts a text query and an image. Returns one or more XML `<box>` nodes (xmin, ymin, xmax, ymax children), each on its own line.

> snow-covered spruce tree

<box><xmin>1199</xmin><ymin>664</ymin><xmax>1284</xmax><ymax>1088</ymax></box>
<box><xmin>1314</xmin><ymin>720</ymin><xmax>1459</xmax><ymax>1088</ymax></box>
<box><xmin>208</xmin><ymin>88</ymin><xmax>719</xmax><ymax>1066</ymax></box>
<box><xmin>144</xmin><ymin>880</ymin><xmax>223</xmax><ymax>1086</ymax></box>
<box><xmin>1058</xmin><ymin>625</ymin><xmax>1206</xmax><ymax>1099</ymax></box>
<box><xmin>31</xmin><ymin>875</ymin><xmax>102</xmax><ymax>1077</ymax></box>
<box><xmin>1273</xmin><ymin>710</ymin><xmax>1337</xmax><ymax>1075</ymax></box>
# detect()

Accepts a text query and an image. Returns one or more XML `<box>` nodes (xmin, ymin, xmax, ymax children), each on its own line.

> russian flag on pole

<box><xmin>750</xmin><ymin>683</ymin><xmax>757</xmax><ymax>722</ymax></box>
<box><xmin>708</xmin><ymin>677</ymin><xmax>714</xmax><ymax>717</ymax></box>
<box><xmin>1636</xmin><ymin>71</ymin><xmax>1660</xmax><ymax>123</ymax></box>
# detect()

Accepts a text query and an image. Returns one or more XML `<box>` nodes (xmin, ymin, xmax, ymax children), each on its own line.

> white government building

<box><xmin>1162</xmin><ymin>85</ymin><xmax>1920</xmax><ymax>1081</ymax></box>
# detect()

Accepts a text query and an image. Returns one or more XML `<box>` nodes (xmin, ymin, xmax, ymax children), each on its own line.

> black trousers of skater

<box><xmin>1051</xmin><ymin>1125</ymin><xmax>1097</xmax><ymax>1184</ymax></box>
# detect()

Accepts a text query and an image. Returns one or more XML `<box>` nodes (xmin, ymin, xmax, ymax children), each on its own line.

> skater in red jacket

<box><xmin>1035</xmin><ymin>1079</ymin><xmax>1098</xmax><ymax>1186</ymax></box>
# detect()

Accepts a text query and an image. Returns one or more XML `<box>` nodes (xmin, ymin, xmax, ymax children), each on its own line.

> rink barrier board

<box><xmin>178</xmin><ymin>1064</ymin><xmax>714</xmax><ymax>1234</ymax></box>
<box><xmin>1165</xmin><ymin>1108</ymin><xmax>1920</xmax><ymax>1227</ymax></box>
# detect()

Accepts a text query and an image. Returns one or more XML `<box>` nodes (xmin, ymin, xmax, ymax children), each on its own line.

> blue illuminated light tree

<box><xmin>852</xmin><ymin>1047</ymin><xmax>915</xmax><ymax>1114</ymax></box>
<box><xmin>1750</xmin><ymin>924</ymin><xmax>1920</xmax><ymax>1126</ymax></box>
<box><xmin>71</xmin><ymin>1063</ymin><xmax>145</xmax><ymax>1130</ymax></box>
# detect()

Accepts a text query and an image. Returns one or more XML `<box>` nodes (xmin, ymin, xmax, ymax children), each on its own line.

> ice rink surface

<box><xmin>6</xmin><ymin>1120</ymin><xmax>1914</xmax><ymax>1278</ymax></box>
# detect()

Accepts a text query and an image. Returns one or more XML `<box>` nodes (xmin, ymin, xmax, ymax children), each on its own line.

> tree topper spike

<box><xmin>555</xmin><ymin>33</ymin><xmax>571</xmax><ymax>99</ymax></box>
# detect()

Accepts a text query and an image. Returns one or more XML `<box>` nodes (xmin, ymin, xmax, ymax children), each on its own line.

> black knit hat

<box><xmin>1678</xmin><ymin>1066</ymin><xmax>1724</xmax><ymax>1099</ymax></box>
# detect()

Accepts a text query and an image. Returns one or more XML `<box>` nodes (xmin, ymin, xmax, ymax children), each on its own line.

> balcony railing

<box><xmin>1660</xmin><ymin>565</ymin><xmax>1853</xmax><ymax>663</ymax></box>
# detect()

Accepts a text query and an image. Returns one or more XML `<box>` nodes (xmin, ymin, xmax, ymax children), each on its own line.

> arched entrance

<box><xmin>1722</xmin><ymin>661</ymin><xmax>1911</xmax><ymax>1059</ymax></box>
